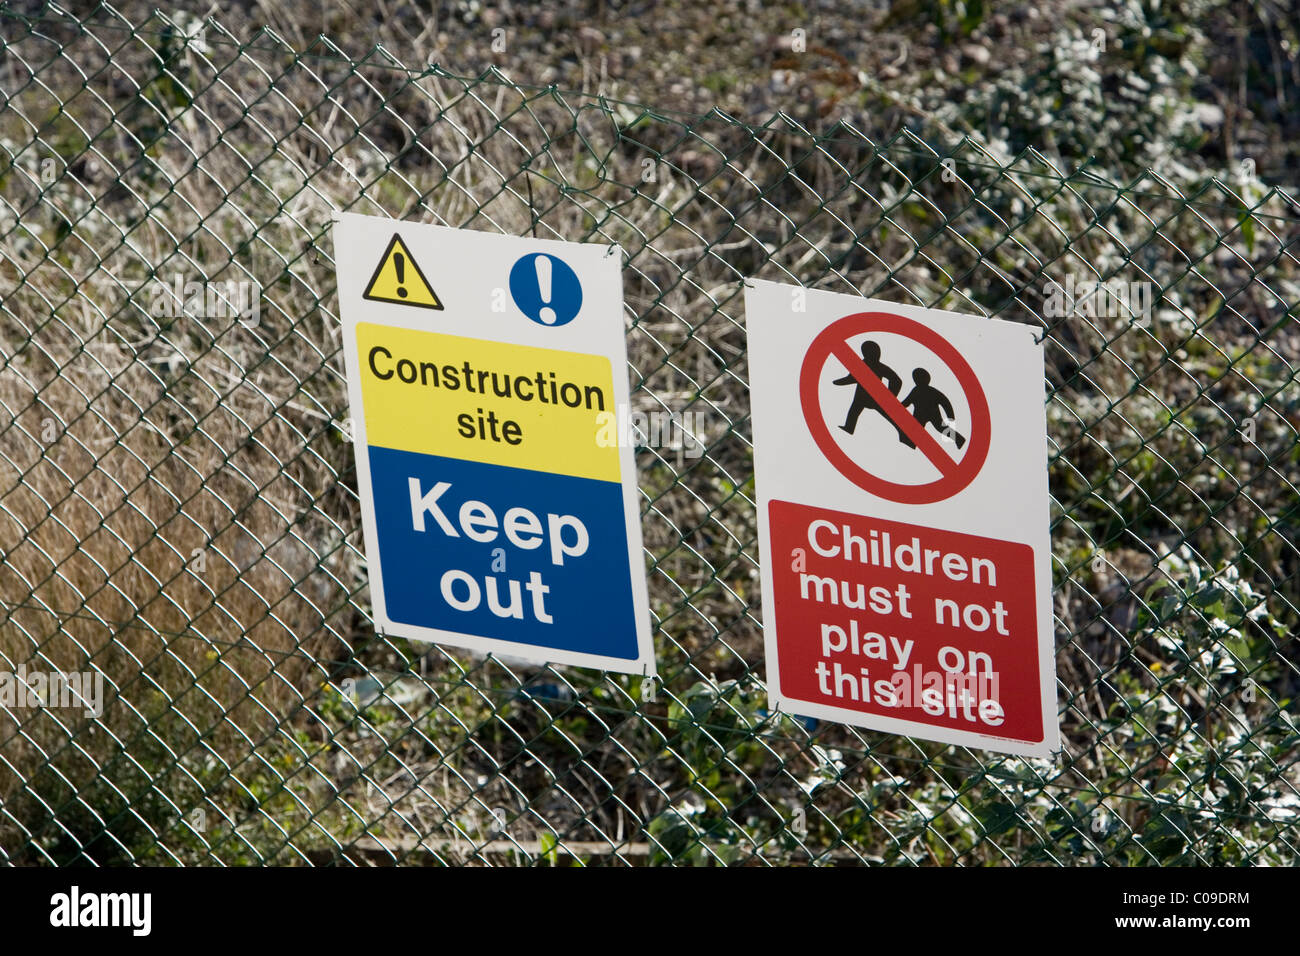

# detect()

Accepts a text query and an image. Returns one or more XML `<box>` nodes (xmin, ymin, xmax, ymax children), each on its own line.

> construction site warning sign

<box><xmin>746</xmin><ymin>281</ymin><xmax>1057</xmax><ymax>757</ymax></box>
<box><xmin>334</xmin><ymin>213</ymin><xmax>654</xmax><ymax>676</ymax></box>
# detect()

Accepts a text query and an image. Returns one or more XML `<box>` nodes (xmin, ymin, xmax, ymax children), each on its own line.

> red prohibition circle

<box><xmin>799</xmin><ymin>312</ymin><xmax>991</xmax><ymax>504</ymax></box>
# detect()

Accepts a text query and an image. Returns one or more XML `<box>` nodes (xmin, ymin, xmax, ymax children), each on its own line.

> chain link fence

<box><xmin>1</xmin><ymin>6</ymin><xmax>1297</xmax><ymax>865</ymax></box>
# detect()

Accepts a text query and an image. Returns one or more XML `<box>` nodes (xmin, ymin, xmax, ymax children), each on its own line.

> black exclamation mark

<box><xmin>394</xmin><ymin>252</ymin><xmax>407</xmax><ymax>298</ymax></box>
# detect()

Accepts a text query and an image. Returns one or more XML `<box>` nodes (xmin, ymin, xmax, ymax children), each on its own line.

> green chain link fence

<box><xmin>1</xmin><ymin>5</ymin><xmax>1297</xmax><ymax>865</ymax></box>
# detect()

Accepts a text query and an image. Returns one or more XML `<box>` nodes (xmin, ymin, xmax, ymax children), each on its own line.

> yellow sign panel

<box><xmin>363</xmin><ymin>234</ymin><xmax>443</xmax><ymax>310</ymax></box>
<box><xmin>356</xmin><ymin>322</ymin><xmax>620</xmax><ymax>483</ymax></box>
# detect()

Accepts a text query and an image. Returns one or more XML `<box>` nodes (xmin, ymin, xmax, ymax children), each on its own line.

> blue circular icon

<box><xmin>509</xmin><ymin>253</ymin><xmax>582</xmax><ymax>327</ymax></box>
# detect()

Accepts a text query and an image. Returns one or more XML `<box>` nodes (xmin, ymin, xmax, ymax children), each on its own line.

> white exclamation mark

<box><xmin>535</xmin><ymin>255</ymin><xmax>556</xmax><ymax>324</ymax></box>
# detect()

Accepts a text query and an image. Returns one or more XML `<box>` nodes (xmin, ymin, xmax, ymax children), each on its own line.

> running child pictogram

<box><xmin>833</xmin><ymin>342</ymin><xmax>968</xmax><ymax>450</ymax></box>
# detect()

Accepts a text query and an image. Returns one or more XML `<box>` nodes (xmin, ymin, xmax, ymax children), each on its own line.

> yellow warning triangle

<box><xmin>362</xmin><ymin>233</ymin><xmax>443</xmax><ymax>310</ymax></box>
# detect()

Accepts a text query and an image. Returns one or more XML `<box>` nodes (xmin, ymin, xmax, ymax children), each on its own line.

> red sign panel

<box><xmin>768</xmin><ymin>499</ymin><xmax>1043</xmax><ymax>744</ymax></box>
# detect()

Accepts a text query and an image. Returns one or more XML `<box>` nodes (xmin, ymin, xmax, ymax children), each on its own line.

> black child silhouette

<box><xmin>900</xmin><ymin>368</ymin><xmax>966</xmax><ymax>449</ymax></box>
<box><xmin>833</xmin><ymin>340</ymin><xmax>909</xmax><ymax>443</ymax></box>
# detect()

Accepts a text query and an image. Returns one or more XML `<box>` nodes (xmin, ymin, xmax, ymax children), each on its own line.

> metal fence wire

<box><xmin>1</xmin><ymin>6</ymin><xmax>1298</xmax><ymax>866</ymax></box>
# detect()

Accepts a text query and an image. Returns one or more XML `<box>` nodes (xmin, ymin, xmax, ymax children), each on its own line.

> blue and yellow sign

<box><xmin>335</xmin><ymin>214</ymin><xmax>654</xmax><ymax>675</ymax></box>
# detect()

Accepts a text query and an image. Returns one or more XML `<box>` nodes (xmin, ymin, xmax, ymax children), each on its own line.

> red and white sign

<box><xmin>746</xmin><ymin>281</ymin><xmax>1058</xmax><ymax>757</ymax></box>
